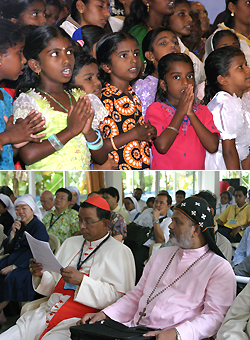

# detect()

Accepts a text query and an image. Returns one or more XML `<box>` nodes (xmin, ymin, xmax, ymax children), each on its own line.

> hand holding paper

<box><xmin>25</xmin><ymin>231</ymin><xmax>63</xmax><ymax>274</ymax></box>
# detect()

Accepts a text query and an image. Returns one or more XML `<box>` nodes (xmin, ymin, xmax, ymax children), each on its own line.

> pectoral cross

<box><xmin>136</xmin><ymin>307</ymin><xmax>146</xmax><ymax>325</ymax></box>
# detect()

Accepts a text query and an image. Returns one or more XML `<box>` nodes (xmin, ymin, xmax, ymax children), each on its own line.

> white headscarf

<box><xmin>0</xmin><ymin>194</ymin><xmax>16</xmax><ymax>220</ymax></box>
<box><xmin>66</xmin><ymin>186</ymin><xmax>80</xmax><ymax>206</ymax></box>
<box><xmin>14</xmin><ymin>195</ymin><xmax>43</xmax><ymax>221</ymax></box>
<box><xmin>130</xmin><ymin>196</ymin><xmax>141</xmax><ymax>213</ymax></box>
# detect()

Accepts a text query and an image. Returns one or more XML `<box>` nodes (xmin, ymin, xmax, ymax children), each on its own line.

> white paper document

<box><xmin>25</xmin><ymin>231</ymin><xmax>63</xmax><ymax>273</ymax></box>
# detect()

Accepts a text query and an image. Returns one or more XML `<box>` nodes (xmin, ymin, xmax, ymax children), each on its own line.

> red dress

<box><xmin>100</xmin><ymin>83</ymin><xmax>150</xmax><ymax>170</ymax></box>
<box><xmin>145</xmin><ymin>102</ymin><xmax>220</xmax><ymax>170</ymax></box>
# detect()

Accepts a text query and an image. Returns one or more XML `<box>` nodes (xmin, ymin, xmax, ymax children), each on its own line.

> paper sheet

<box><xmin>25</xmin><ymin>231</ymin><xmax>63</xmax><ymax>273</ymax></box>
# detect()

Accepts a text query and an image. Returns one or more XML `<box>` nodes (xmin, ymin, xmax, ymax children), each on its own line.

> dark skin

<box><xmin>101</xmin><ymin>39</ymin><xmax>157</xmax><ymax>151</ymax></box>
<box><xmin>19</xmin><ymin>37</ymin><xmax>108</xmax><ymax>166</ymax></box>
<box><xmin>2</xmin><ymin>110</ymin><xmax>46</xmax><ymax>148</ymax></box>
<box><xmin>154</xmin><ymin>84</ymin><xmax>219</xmax><ymax>154</ymax></box>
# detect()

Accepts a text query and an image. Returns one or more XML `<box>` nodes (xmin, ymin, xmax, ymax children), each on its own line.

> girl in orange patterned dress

<box><xmin>96</xmin><ymin>32</ymin><xmax>156</xmax><ymax>170</ymax></box>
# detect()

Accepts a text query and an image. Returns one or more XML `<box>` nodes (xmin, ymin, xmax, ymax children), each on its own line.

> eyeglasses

<box><xmin>79</xmin><ymin>219</ymin><xmax>101</xmax><ymax>227</ymax></box>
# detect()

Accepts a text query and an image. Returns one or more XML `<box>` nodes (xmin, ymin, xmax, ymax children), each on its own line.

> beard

<box><xmin>169</xmin><ymin>229</ymin><xmax>193</xmax><ymax>249</ymax></box>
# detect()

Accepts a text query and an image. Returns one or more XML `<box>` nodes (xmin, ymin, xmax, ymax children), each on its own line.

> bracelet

<box><xmin>12</xmin><ymin>264</ymin><xmax>16</xmax><ymax>270</ymax></box>
<box><xmin>48</xmin><ymin>134</ymin><xmax>64</xmax><ymax>152</ymax></box>
<box><xmin>86</xmin><ymin>129</ymin><xmax>101</xmax><ymax>146</ymax></box>
<box><xmin>110</xmin><ymin>136</ymin><xmax>118</xmax><ymax>151</ymax></box>
<box><xmin>166</xmin><ymin>126</ymin><xmax>179</xmax><ymax>134</ymax></box>
<box><xmin>153</xmin><ymin>219</ymin><xmax>160</xmax><ymax>224</ymax></box>
<box><xmin>174</xmin><ymin>328</ymin><xmax>181</xmax><ymax>340</ymax></box>
<box><xmin>87</xmin><ymin>137</ymin><xmax>103</xmax><ymax>150</ymax></box>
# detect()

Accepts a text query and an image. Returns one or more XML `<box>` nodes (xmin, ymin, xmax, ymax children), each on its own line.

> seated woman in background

<box><xmin>0</xmin><ymin>195</ymin><xmax>49</xmax><ymax>325</ymax></box>
<box><xmin>0</xmin><ymin>194</ymin><xmax>16</xmax><ymax>235</ymax></box>
<box><xmin>124</xmin><ymin>197</ymin><xmax>141</xmax><ymax>223</ymax></box>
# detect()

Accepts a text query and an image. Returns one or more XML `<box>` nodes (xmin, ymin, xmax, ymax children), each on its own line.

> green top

<box><xmin>43</xmin><ymin>208</ymin><xmax>79</xmax><ymax>244</ymax></box>
<box><xmin>129</xmin><ymin>24</ymin><xmax>149</xmax><ymax>62</ymax></box>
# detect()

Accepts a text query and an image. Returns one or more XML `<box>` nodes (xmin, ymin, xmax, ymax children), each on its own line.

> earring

<box><xmin>37</xmin><ymin>71</ymin><xmax>40</xmax><ymax>76</ymax></box>
<box><xmin>107</xmin><ymin>70</ymin><xmax>111</xmax><ymax>73</ymax></box>
<box><xmin>231</xmin><ymin>11</ymin><xmax>234</xmax><ymax>17</ymax></box>
<box><xmin>79</xmin><ymin>9</ymin><xmax>83</xmax><ymax>13</ymax></box>
<box><xmin>147</xmin><ymin>3</ymin><xmax>150</xmax><ymax>12</ymax></box>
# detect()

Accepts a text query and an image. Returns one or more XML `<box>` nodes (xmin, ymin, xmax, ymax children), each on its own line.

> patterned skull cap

<box><xmin>175</xmin><ymin>196</ymin><xmax>225</xmax><ymax>258</ymax></box>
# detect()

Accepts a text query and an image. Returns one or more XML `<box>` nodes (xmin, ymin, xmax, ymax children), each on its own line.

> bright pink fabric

<box><xmin>103</xmin><ymin>245</ymin><xmax>236</xmax><ymax>340</ymax></box>
<box><xmin>145</xmin><ymin>102</ymin><xmax>220</xmax><ymax>170</ymax></box>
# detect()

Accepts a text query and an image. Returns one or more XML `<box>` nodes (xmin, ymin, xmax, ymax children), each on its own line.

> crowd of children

<box><xmin>1</xmin><ymin>0</ymin><xmax>250</xmax><ymax>170</ymax></box>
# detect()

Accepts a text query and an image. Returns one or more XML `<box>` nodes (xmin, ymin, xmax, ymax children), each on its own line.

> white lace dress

<box><xmin>13</xmin><ymin>89</ymin><xmax>108</xmax><ymax>170</ymax></box>
<box><xmin>205</xmin><ymin>91</ymin><xmax>250</xmax><ymax>170</ymax></box>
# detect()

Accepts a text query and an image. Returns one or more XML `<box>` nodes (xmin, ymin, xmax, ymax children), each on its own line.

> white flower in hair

<box><xmin>191</xmin><ymin>211</ymin><xmax>196</xmax><ymax>215</ymax></box>
<box><xmin>199</xmin><ymin>222</ymin><xmax>204</xmax><ymax>227</ymax></box>
<box><xmin>181</xmin><ymin>202</ymin><xmax>186</xmax><ymax>206</ymax></box>
<box><xmin>195</xmin><ymin>202</ymin><xmax>200</xmax><ymax>206</ymax></box>
<box><xmin>201</xmin><ymin>214</ymin><xmax>206</xmax><ymax>220</ymax></box>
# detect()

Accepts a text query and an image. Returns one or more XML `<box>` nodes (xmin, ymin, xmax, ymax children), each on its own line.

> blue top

<box><xmin>0</xmin><ymin>88</ymin><xmax>14</xmax><ymax>170</ymax></box>
<box><xmin>231</xmin><ymin>226</ymin><xmax>250</xmax><ymax>267</ymax></box>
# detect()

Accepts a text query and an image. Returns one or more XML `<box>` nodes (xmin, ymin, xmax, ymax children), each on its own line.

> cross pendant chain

<box><xmin>136</xmin><ymin>307</ymin><xmax>147</xmax><ymax>325</ymax></box>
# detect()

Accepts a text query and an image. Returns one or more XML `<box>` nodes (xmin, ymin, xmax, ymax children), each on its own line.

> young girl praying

<box><xmin>204</xmin><ymin>46</ymin><xmax>250</xmax><ymax>170</ymax></box>
<box><xmin>145</xmin><ymin>53</ymin><xmax>219</xmax><ymax>170</ymax></box>
<box><xmin>133</xmin><ymin>27</ymin><xmax>180</xmax><ymax>118</ymax></box>
<box><xmin>96</xmin><ymin>32</ymin><xmax>156</xmax><ymax>170</ymax></box>
<box><xmin>14</xmin><ymin>25</ymin><xmax>108</xmax><ymax>170</ymax></box>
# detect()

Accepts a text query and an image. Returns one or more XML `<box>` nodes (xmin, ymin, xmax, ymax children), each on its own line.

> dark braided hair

<box><xmin>203</xmin><ymin>46</ymin><xmax>243</xmax><ymax>105</ymax></box>
<box><xmin>156</xmin><ymin>53</ymin><xmax>194</xmax><ymax>102</ymax></box>
<box><xmin>16</xmin><ymin>26</ymin><xmax>73</xmax><ymax>95</ymax></box>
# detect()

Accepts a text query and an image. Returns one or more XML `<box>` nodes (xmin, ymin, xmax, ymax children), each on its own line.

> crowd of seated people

<box><xmin>1</xmin><ymin>0</ymin><xmax>250</xmax><ymax>171</ymax></box>
<box><xmin>0</xmin><ymin>182</ymin><xmax>250</xmax><ymax>338</ymax></box>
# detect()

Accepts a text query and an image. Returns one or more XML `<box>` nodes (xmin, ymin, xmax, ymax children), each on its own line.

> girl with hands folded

<box><xmin>145</xmin><ymin>53</ymin><xmax>219</xmax><ymax>170</ymax></box>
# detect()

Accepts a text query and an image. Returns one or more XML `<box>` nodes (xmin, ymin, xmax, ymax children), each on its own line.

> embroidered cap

<box><xmin>84</xmin><ymin>196</ymin><xmax>110</xmax><ymax>211</ymax></box>
<box><xmin>175</xmin><ymin>196</ymin><xmax>225</xmax><ymax>258</ymax></box>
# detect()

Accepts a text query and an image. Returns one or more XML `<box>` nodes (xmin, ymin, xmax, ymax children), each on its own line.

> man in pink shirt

<box><xmin>79</xmin><ymin>196</ymin><xmax>236</xmax><ymax>340</ymax></box>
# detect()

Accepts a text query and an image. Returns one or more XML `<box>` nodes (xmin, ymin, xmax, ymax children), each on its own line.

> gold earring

<box><xmin>147</xmin><ymin>3</ymin><xmax>150</xmax><ymax>12</ymax></box>
<box><xmin>107</xmin><ymin>70</ymin><xmax>111</xmax><ymax>73</ymax></box>
<box><xmin>231</xmin><ymin>11</ymin><xmax>234</xmax><ymax>17</ymax></box>
<box><xmin>79</xmin><ymin>9</ymin><xmax>83</xmax><ymax>13</ymax></box>
<box><xmin>37</xmin><ymin>71</ymin><xmax>40</xmax><ymax>76</ymax></box>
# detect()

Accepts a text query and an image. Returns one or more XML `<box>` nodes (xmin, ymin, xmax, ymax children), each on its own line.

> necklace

<box><xmin>36</xmin><ymin>87</ymin><xmax>72</xmax><ymax>113</ymax></box>
<box><xmin>136</xmin><ymin>248</ymin><xmax>210</xmax><ymax>325</ymax></box>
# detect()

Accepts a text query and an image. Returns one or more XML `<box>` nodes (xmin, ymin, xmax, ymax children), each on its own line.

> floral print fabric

<box><xmin>100</xmin><ymin>83</ymin><xmax>150</xmax><ymax>170</ymax></box>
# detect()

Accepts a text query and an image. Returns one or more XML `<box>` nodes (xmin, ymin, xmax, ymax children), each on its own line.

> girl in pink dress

<box><xmin>145</xmin><ymin>53</ymin><xmax>220</xmax><ymax>170</ymax></box>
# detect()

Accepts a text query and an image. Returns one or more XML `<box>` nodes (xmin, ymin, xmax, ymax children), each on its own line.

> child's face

<box><xmin>124</xmin><ymin>198</ymin><xmax>135</xmax><ymax>211</ymax></box>
<box><xmin>169</xmin><ymin>3</ymin><xmax>192</xmax><ymax>38</ymax></box>
<box><xmin>74</xmin><ymin>63</ymin><xmax>102</xmax><ymax>98</ymax></box>
<box><xmin>19</xmin><ymin>0</ymin><xmax>46</xmax><ymax>26</ymax></box>
<box><xmin>162</xmin><ymin>61</ymin><xmax>195</xmax><ymax>106</ymax></box>
<box><xmin>0</xmin><ymin>41</ymin><xmax>26</xmax><ymax>81</ymax></box>
<box><xmin>80</xmin><ymin>0</ymin><xmax>110</xmax><ymax>28</ymax></box>
<box><xmin>220</xmin><ymin>193</ymin><xmax>230</xmax><ymax>205</ymax></box>
<box><xmin>232</xmin><ymin>0</ymin><xmax>250</xmax><ymax>27</ymax></box>
<box><xmin>45</xmin><ymin>4</ymin><xmax>60</xmax><ymax>26</ymax></box>
<box><xmin>108</xmin><ymin>38</ymin><xmax>141</xmax><ymax>84</ymax></box>
<box><xmin>221</xmin><ymin>54</ymin><xmax>250</xmax><ymax>98</ymax></box>
<box><xmin>37</xmin><ymin>37</ymin><xmax>74</xmax><ymax>84</ymax></box>
<box><xmin>215</xmin><ymin>36</ymin><xmax>240</xmax><ymax>50</ymax></box>
<box><xmin>150</xmin><ymin>31</ymin><xmax>180</xmax><ymax>62</ymax></box>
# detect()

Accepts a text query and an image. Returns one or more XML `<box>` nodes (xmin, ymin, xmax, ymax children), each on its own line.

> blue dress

<box><xmin>0</xmin><ymin>88</ymin><xmax>14</xmax><ymax>170</ymax></box>
<box><xmin>0</xmin><ymin>216</ymin><xmax>49</xmax><ymax>302</ymax></box>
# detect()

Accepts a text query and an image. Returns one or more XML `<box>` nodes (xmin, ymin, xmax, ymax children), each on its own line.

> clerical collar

<box><xmin>84</xmin><ymin>232</ymin><xmax>110</xmax><ymax>247</ymax></box>
<box><xmin>178</xmin><ymin>244</ymin><xmax>209</xmax><ymax>260</ymax></box>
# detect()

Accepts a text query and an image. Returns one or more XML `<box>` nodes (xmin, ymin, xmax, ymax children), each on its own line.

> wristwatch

<box><xmin>240</xmin><ymin>226</ymin><xmax>245</xmax><ymax>231</ymax></box>
<box><xmin>12</xmin><ymin>264</ymin><xmax>16</xmax><ymax>270</ymax></box>
<box><xmin>153</xmin><ymin>219</ymin><xmax>160</xmax><ymax>224</ymax></box>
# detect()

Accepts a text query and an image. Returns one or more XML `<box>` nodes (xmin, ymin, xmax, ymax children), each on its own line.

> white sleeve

<box><xmin>217</xmin><ymin>281</ymin><xmax>250</xmax><ymax>340</ymax></box>
<box><xmin>13</xmin><ymin>92</ymin><xmax>40</xmax><ymax>122</ymax></box>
